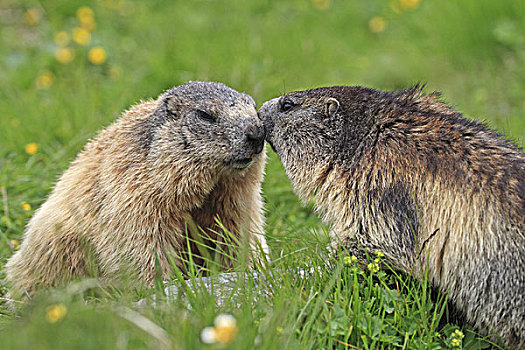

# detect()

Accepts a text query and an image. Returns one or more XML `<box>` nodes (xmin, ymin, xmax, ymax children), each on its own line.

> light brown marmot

<box><xmin>6</xmin><ymin>81</ymin><xmax>268</xmax><ymax>297</ymax></box>
<box><xmin>258</xmin><ymin>85</ymin><xmax>524</xmax><ymax>348</ymax></box>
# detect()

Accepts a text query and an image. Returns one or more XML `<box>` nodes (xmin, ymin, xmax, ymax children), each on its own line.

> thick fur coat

<box><xmin>6</xmin><ymin>81</ymin><xmax>267</xmax><ymax>296</ymax></box>
<box><xmin>259</xmin><ymin>85</ymin><xmax>524</xmax><ymax>348</ymax></box>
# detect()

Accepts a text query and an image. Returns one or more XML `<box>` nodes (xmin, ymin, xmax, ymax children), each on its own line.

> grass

<box><xmin>0</xmin><ymin>0</ymin><xmax>523</xmax><ymax>348</ymax></box>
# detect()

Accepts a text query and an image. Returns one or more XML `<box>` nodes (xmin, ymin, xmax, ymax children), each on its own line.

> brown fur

<box><xmin>6</xmin><ymin>81</ymin><xmax>268</xmax><ymax>297</ymax></box>
<box><xmin>259</xmin><ymin>85</ymin><xmax>525</xmax><ymax>348</ymax></box>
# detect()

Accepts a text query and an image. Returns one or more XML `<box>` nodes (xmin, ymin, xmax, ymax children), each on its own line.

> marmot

<box><xmin>258</xmin><ymin>85</ymin><xmax>525</xmax><ymax>348</ymax></box>
<box><xmin>6</xmin><ymin>81</ymin><xmax>268</xmax><ymax>297</ymax></box>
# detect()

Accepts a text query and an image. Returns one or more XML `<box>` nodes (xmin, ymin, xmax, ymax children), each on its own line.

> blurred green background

<box><xmin>0</xmin><ymin>0</ymin><xmax>524</xmax><ymax>348</ymax></box>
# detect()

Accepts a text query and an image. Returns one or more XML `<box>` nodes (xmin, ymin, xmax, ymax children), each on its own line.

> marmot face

<box><xmin>154</xmin><ymin>81</ymin><xmax>265</xmax><ymax>170</ymax></box>
<box><xmin>258</xmin><ymin>86</ymin><xmax>378</xmax><ymax>197</ymax></box>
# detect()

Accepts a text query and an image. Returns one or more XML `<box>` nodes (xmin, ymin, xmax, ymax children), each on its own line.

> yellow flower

<box><xmin>35</xmin><ymin>72</ymin><xmax>54</xmax><ymax>90</ymax></box>
<box><xmin>77</xmin><ymin>7</ymin><xmax>96</xmax><ymax>31</ymax></box>
<box><xmin>20</xmin><ymin>201</ymin><xmax>31</xmax><ymax>211</ymax></box>
<box><xmin>344</xmin><ymin>255</ymin><xmax>358</xmax><ymax>267</ymax></box>
<box><xmin>10</xmin><ymin>240</ymin><xmax>20</xmax><ymax>249</ymax></box>
<box><xmin>367</xmin><ymin>261</ymin><xmax>380</xmax><ymax>273</ymax></box>
<box><xmin>55</xmin><ymin>48</ymin><xmax>75</xmax><ymax>64</ymax></box>
<box><xmin>25</xmin><ymin>143</ymin><xmax>39</xmax><ymax>155</ymax></box>
<box><xmin>369</xmin><ymin>16</ymin><xmax>387</xmax><ymax>33</ymax></box>
<box><xmin>77</xmin><ymin>6</ymin><xmax>94</xmax><ymax>17</ymax></box>
<box><xmin>201</xmin><ymin>314</ymin><xmax>238</xmax><ymax>345</ymax></box>
<box><xmin>448</xmin><ymin>328</ymin><xmax>464</xmax><ymax>347</ymax></box>
<box><xmin>375</xmin><ymin>250</ymin><xmax>385</xmax><ymax>258</ymax></box>
<box><xmin>390</xmin><ymin>1</ymin><xmax>402</xmax><ymax>14</ymax></box>
<box><xmin>77</xmin><ymin>6</ymin><xmax>94</xmax><ymax>22</ymax></box>
<box><xmin>72</xmin><ymin>27</ymin><xmax>91</xmax><ymax>46</ymax></box>
<box><xmin>400</xmin><ymin>0</ymin><xmax>420</xmax><ymax>10</ymax></box>
<box><xmin>312</xmin><ymin>0</ymin><xmax>331</xmax><ymax>11</ymax></box>
<box><xmin>88</xmin><ymin>46</ymin><xmax>107</xmax><ymax>65</ymax></box>
<box><xmin>453</xmin><ymin>329</ymin><xmax>464</xmax><ymax>339</ymax></box>
<box><xmin>53</xmin><ymin>31</ymin><xmax>70</xmax><ymax>47</ymax></box>
<box><xmin>102</xmin><ymin>0</ymin><xmax>123</xmax><ymax>10</ymax></box>
<box><xmin>24</xmin><ymin>8</ymin><xmax>42</xmax><ymax>26</ymax></box>
<box><xmin>45</xmin><ymin>304</ymin><xmax>67</xmax><ymax>323</ymax></box>
<box><xmin>450</xmin><ymin>338</ymin><xmax>461</xmax><ymax>347</ymax></box>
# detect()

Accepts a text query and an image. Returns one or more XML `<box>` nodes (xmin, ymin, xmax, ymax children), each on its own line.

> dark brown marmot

<box><xmin>6</xmin><ymin>81</ymin><xmax>268</xmax><ymax>297</ymax></box>
<box><xmin>258</xmin><ymin>85</ymin><xmax>524</xmax><ymax>348</ymax></box>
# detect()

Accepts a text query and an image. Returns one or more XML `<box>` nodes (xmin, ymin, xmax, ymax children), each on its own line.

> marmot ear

<box><xmin>158</xmin><ymin>95</ymin><xmax>180</xmax><ymax>117</ymax></box>
<box><xmin>325</xmin><ymin>98</ymin><xmax>340</xmax><ymax>117</ymax></box>
<box><xmin>245</xmin><ymin>94</ymin><xmax>257</xmax><ymax>108</ymax></box>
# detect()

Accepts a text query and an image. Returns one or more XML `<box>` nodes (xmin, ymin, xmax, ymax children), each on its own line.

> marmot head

<box><xmin>146</xmin><ymin>81</ymin><xmax>265</xmax><ymax>171</ymax></box>
<box><xmin>258</xmin><ymin>86</ymin><xmax>421</xmax><ymax>197</ymax></box>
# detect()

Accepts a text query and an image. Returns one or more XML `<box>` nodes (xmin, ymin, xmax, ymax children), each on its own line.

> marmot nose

<box><xmin>246</xmin><ymin>123</ymin><xmax>265</xmax><ymax>142</ymax></box>
<box><xmin>245</xmin><ymin>122</ymin><xmax>265</xmax><ymax>155</ymax></box>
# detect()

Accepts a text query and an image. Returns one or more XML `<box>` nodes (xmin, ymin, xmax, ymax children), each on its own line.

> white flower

<box><xmin>200</xmin><ymin>326</ymin><xmax>216</xmax><ymax>344</ymax></box>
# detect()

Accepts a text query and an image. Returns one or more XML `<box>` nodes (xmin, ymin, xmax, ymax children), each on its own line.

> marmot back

<box><xmin>6</xmin><ymin>81</ymin><xmax>268</xmax><ymax>296</ymax></box>
<box><xmin>259</xmin><ymin>85</ymin><xmax>525</xmax><ymax>348</ymax></box>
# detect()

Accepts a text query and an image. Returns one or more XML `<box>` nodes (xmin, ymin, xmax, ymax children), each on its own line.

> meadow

<box><xmin>0</xmin><ymin>0</ymin><xmax>524</xmax><ymax>348</ymax></box>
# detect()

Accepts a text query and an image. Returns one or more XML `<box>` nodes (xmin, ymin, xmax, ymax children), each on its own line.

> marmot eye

<box><xmin>195</xmin><ymin>110</ymin><xmax>216</xmax><ymax>122</ymax></box>
<box><xmin>281</xmin><ymin>101</ymin><xmax>294</xmax><ymax>112</ymax></box>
